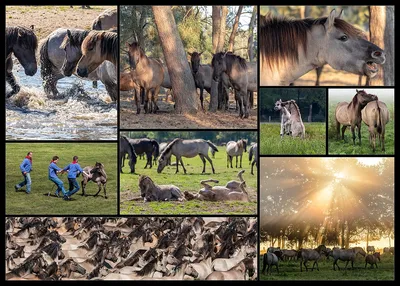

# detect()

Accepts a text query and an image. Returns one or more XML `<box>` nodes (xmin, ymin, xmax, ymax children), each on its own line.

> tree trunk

<box><xmin>369</xmin><ymin>6</ymin><xmax>394</xmax><ymax>86</ymax></box>
<box><xmin>212</xmin><ymin>6</ymin><xmax>222</xmax><ymax>53</ymax></box>
<box><xmin>152</xmin><ymin>6</ymin><xmax>198</xmax><ymax>114</ymax></box>
<box><xmin>308</xmin><ymin>104</ymin><xmax>312</xmax><ymax>122</ymax></box>
<box><xmin>247</xmin><ymin>6</ymin><xmax>257</xmax><ymax>61</ymax></box>
<box><xmin>340</xmin><ymin>221</ymin><xmax>345</xmax><ymax>248</ymax></box>
<box><xmin>228</xmin><ymin>6</ymin><xmax>243</xmax><ymax>51</ymax></box>
<box><xmin>217</xmin><ymin>6</ymin><xmax>228</xmax><ymax>52</ymax></box>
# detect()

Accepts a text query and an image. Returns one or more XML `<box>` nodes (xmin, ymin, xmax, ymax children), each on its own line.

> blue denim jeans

<box><xmin>16</xmin><ymin>173</ymin><xmax>31</xmax><ymax>193</ymax></box>
<box><xmin>66</xmin><ymin>178</ymin><xmax>80</xmax><ymax>197</ymax></box>
<box><xmin>49</xmin><ymin>176</ymin><xmax>66</xmax><ymax>196</ymax></box>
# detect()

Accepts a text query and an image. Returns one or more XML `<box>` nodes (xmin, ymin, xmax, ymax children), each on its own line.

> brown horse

<box><xmin>335</xmin><ymin>90</ymin><xmax>378</xmax><ymax>145</ymax></box>
<box><xmin>362</xmin><ymin>100</ymin><xmax>390</xmax><ymax>152</ymax></box>
<box><xmin>127</xmin><ymin>42</ymin><xmax>164</xmax><ymax>114</ymax></box>
<box><xmin>365</xmin><ymin>252</ymin><xmax>380</xmax><ymax>269</ymax></box>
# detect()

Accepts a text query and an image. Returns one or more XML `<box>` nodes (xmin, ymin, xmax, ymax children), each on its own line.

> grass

<box><xmin>259</xmin><ymin>253</ymin><xmax>394</xmax><ymax>280</ymax></box>
<box><xmin>6</xmin><ymin>143</ymin><xmax>117</xmax><ymax>215</ymax></box>
<box><xmin>328</xmin><ymin>103</ymin><xmax>395</xmax><ymax>155</ymax></box>
<box><xmin>260</xmin><ymin>123</ymin><xmax>326</xmax><ymax>155</ymax></box>
<box><xmin>120</xmin><ymin>146</ymin><xmax>257</xmax><ymax>215</ymax></box>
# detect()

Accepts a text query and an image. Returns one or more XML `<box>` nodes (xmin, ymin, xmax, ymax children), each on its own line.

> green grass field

<box><xmin>120</xmin><ymin>146</ymin><xmax>257</xmax><ymax>215</ymax></box>
<box><xmin>328</xmin><ymin>103</ymin><xmax>395</xmax><ymax>155</ymax></box>
<box><xmin>259</xmin><ymin>254</ymin><xmax>394</xmax><ymax>280</ymax></box>
<box><xmin>260</xmin><ymin>123</ymin><xmax>326</xmax><ymax>155</ymax></box>
<box><xmin>6</xmin><ymin>143</ymin><xmax>117</xmax><ymax>215</ymax></box>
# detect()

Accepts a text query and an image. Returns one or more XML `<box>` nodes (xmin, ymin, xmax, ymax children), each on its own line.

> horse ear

<box><xmin>188</xmin><ymin>52</ymin><xmax>193</xmax><ymax>56</ymax></box>
<box><xmin>67</xmin><ymin>29</ymin><xmax>72</xmax><ymax>39</ymax></box>
<box><xmin>326</xmin><ymin>9</ymin><xmax>336</xmax><ymax>30</ymax></box>
<box><xmin>30</xmin><ymin>25</ymin><xmax>35</xmax><ymax>31</ymax></box>
<box><xmin>199</xmin><ymin>51</ymin><xmax>204</xmax><ymax>56</ymax></box>
<box><xmin>356</xmin><ymin>89</ymin><xmax>359</xmax><ymax>92</ymax></box>
<box><xmin>337</xmin><ymin>9</ymin><xmax>344</xmax><ymax>19</ymax></box>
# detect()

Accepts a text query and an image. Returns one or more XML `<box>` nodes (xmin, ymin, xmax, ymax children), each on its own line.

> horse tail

<box><xmin>92</xmin><ymin>17</ymin><xmax>102</xmax><ymax>30</ymax></box>
<box><xmin>376</xmin><ymin>100</ymin><xmax>382</xmax><ymax>134</ymax></box>
<box><xmin>39</xmin><ymin>37</ymin><xmax>54</xmax><ymax>80</ymax></box>
<box><xmin>151</xmin><ymin>140</ymin><xmax>160</xmax><ymax>157</ymax></box>
<box><xmin>206</xmin><ymin>140</ymin><xmax>218</xmax><ymax>153</ymax></box>
<box><xmin>249</xmin><ymin>145</ymin><xmax>253</xmax><ymax>163</ymax></box>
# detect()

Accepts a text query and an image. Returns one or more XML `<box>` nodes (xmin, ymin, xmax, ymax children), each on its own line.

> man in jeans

<box><xmin>15</xmin><ymin>151</ymin><xmax>33</xmax><ymax>194</ymax></box>
<box><xmin>62</xmin><ymin>156</ymin><xmax>84</xmax><ymax>198</ymax></box>
<box><xmin>48</xmin><ymin>156</ymin><xmax>68</xmax><ymax>201</ymax></box>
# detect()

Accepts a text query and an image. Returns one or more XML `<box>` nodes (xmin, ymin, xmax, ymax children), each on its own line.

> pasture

<box><xmin>120</xmin><ymin>146</ymin><xmax>257</xmax><ymax>215</ymax></box>
<box><xmin>6</xmin><ymin>143</ymin><xmax>117</xmax><ymax>215</ymax></box>
<box><xmin>259</xmin><ymin>253</ymin><xmax>394</xmax><ymax>280</ymax></box>
<box><xmin>260</xmin><ymin>123</ymin><xmax>326</xmax><ymax>155</ymax></box>
<box><xmin>328</xmin><ymin>103</ymin><xmax>395</xmax><ymax>155</ymax></box>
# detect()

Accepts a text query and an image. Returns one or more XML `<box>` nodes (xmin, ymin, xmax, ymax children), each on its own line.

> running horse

<box><xmin>6</xmin><ymin>26</ymin><xmax>38</xmax><ymax>98</ymax></box>
<box><xmin>260</xmin><ymin>9</ymin><xmax>386</xmax><ymax>85</ymax></box>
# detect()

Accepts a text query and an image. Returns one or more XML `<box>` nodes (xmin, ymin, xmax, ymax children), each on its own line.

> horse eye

<box><xmin>339</xmin><ymin>35</ymin><xmax>348</xmax><ymax>42</ymax></box>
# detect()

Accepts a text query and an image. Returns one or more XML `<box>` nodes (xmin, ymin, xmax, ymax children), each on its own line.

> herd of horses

<box><xmin>262</xmin><ymin>245</ymin><xmax>393</xmax><ymax>275</ymax></box>
<box><xmin>274</xmin><ymin>99</ymin><xmax>306</xmax><ymax>139</ymax></box>
<box><xmin>334</xmin><ymin>89</ymin><xmax>390</xmax><ymax>152</ymax></box>
<box><xmin>6</xmin><ymin>217</ymin><xmax>257</xmax><ymax>280</ymax></box>
<box><xmin>6</xmin><ymin>8</ymin><xmax>118</xmax><ymax>101</ymax></box>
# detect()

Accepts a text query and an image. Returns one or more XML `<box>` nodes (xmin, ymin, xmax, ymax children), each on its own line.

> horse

<box><xmin>127</xmin><ymin>42</ymin><xmax>164</xmax><ymax>114</ymax></box>
<box><xmin>206</xmin><ymin>260</ymin><xmax>247</xmax><ymax>280</ymax></box>
<box><xmin>274</xmin><ymin>99</ymin><xmax>292</xmax><ymax>138</ymax></box>
<box><xmin>365</xmin><ymin>252</ymin><xmax>380</xmax><ymax>269</ymax></box>
<box><xmin>59</xmin><ymin>258</ymin><xmax>87</xmax><ymax>278</ymax></box>
<box><xmin>248</xmin><ymin>143</ymin><xmax>258</xmax><ymax>175</ymax></box>
<box><xmin>226</xmin><ymin>139</ymin><xmax>248</xmax><ymax>168</ymax></box>
<box><xmin>259</xmin><ymin>9</ymin><xmax>386</xmax><ymax>85</ymax></box>
<box><xmin>185</xmin><ymin>256</ymin><xmax>213</xmax><ymax>280</ymax></box>
<box><xmin>282</xmin><ymin>249</ymin><xmax>298</xmax><ymax>261</ymax></box>
<box><xmin>362</xmin><ymin>100</ymin><xmax>390</xmax><ymax>152</ymax></box>
<box><xmin>120</xmin><ymin>135</ymin><xmax>137</xmax><ymax>173</ymax></box>
<box><xmin>138</xmin><ymin>175</ymin><xmax>185</xmax><ymax>202</ymax></box>
<box><xmin>281</xmin><ymin>100</ymin><xmax>305</xmax><ymax>138</ymax></box>
<box><xmin>212</xmin><ymin>52</ymin><xmax>249</xmax><ymax>118</ymax></box>
<box><xmin>92</xmin><ymin>8</ymin><xmax>117</xmax><ymax>30</ymax></box>
<box><xmin>128</xmin><ymin>138</ymin><xmax>160</xmax><ymax>169</ymax></box>
<box><xmin>335</xmin><ymin>90</ymin><xmax>378</xmax><ymax>145</ymax></box>
<box><xmin>262</xmin><ymin>252</ymin><xmax>279</xmax><ymax>275</ymax></box>
<box><xmin>298</xmin><ymin>245</ymin><xmax>326</xmax><ymax>272</ymax></box>
<box><xmin>367</xmin><ymin>246</ymin><xmax>376</xmax><ymax>254</ymax></box>
<box><xmin>332</xmin><ymin>247</ymin><xmax>365</xmax><ymax>270</ymax></box>
<box><xmin>81</xmin><ymin>162</ymin><xmax>108</xmax><ymax>199</ymax></box>
<box><xmin>157</xmin><ymin>138</ymin><xmax>218</xmax><ymax>174</ymax></box>
<box><xmin>6</xmin><ymin>26</ymin><xmax>38</xmax><ymax>98</ymax></box>
<box><xmin>77</xmin><ymin>30</ymin><xmax>118</xmax><ymax>79</ymax></box>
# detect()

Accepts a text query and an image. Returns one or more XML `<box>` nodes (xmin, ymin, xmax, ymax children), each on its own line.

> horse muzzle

<box><xmin>76</xmin><ymin>67</ymin><xmax>89</xmax><ymax>78</ymax></box>
<box><xmin>24</xmin><ymin>64</ymin><xmax>37</xmax><ymax>76</ymax></box>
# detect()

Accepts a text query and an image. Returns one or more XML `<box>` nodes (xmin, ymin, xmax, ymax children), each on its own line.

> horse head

<box><xmin>127</xmin><ymin>41</ymin><xmax>142</xmax><ymax>71</ymax></box>
<box><xmin>60</xmin><ymin>29</ymin><xmax>85</xmax><ymax>76</ymax></box>
<box><xmin>188</xmin><ymin>51</ymin><xmax>203</xmax><ymax>74</ymax></box>
<box><xmin>354</xmin><ymin>90</ymin><xmax>378</xmax><ymax>107</ymax></box>
<box><xmin>211</xmin><ymin>52</ymin><xmax>228</xmax><ymax>81</ymax></box>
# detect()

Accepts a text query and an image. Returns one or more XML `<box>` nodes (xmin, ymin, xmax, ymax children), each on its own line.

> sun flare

<box><xmin>357</xmin><ymin>158</ymin><xmax>383</xmax><ymax>167</ymax></box>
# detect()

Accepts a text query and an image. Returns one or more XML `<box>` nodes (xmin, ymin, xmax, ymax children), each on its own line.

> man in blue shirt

<box><xmin>48</xmin><ymin>156</ymin><xmax>69</xmax><ymax>201</ymax></box>
<box><xmin>15</xmin><ymin>151</ymin><xmax>33</xmax><ymax>194</ymax></box>
<box><xmin>62</xmin><ymin>156</ymin><xmax>84</xmax><ymax>198</ymax></box>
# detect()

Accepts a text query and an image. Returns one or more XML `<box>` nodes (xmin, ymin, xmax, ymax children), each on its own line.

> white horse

<box><xmin>226</xmin><ymin>139</ymin><xmax>248</xmax><ymax>168</ymax></box>
<box><xmin>274</xmin><ymin>99</ymin><xmax>291</xmax><ymax>138</ymax></box>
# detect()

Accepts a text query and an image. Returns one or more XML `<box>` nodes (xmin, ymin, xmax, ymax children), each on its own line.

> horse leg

<box><xmin>204</xmin><ymin>155</ymin><xmax>215</xmax><ymax>174</ymax></box>
<box><xmin>6</xmin><ymin>68</ymin><xmax>20</xmax><ymax>98</ymax></box>
<box><xmin>81</xmin><ymin>180</ymin><xmax>86</xmax><ymax>196</ymax></box>
<box><xmin>134</xmin><ymin>86</ymin><xmax>141</xmax><ymax>114</ymax></box>
<box><xmin>275</xmin><ymin>264</ymin><xmax>279</xmax><ymax>274</ymax></box>
<box><xmin>351</xmin><ymin>125</ymin><xmax>356</xmax><ymax>145</ymax></box>
<box><xmin>239</xmin><ymin>154</ymin><xmax>243</xmax><ymax>168</ymax></box>
<box><xmin>237</xmin><ymin>93</ymin><xmax>243</xmax><ymax>118</ymax></box>
<box><xmin>230</xmin><ymin>155</ymin><xmax>233</xmax><ymax>168</ymax></box>
<box><xmin>179</xmin><ymin>157</ymin><xmax>187</xmax><ymax>174</ymax></box>
<box><xmin>251</xmin><ymin>161</ymin><xmax>255</xmax><ymax>175</ymax></box>
<box><xmin>242</xmin><ymin>90</ymin><xmax>249</xmax><ymax>118</ymax></box>
<box><xmin>344</xmin><ymin>260</ymin><xmax>349</xmax><ymax>270</ymax></box>
<box><xmin>381</xmin><ymin>129</ymin><xmax>386</xmax><ymax>151</ymax></box>
<box><xmin>144</xmin><ymin>89</ymin><xmax>150</xmax><ymax>114</ymax></box>
<box><xmin>341</xmin><ymin>126</ymin><xmax>347</xmax><ymax>141</ymax></box>
<box><xmin>152</xmin><ymin>87</ymin><xmax>160</xmax><ymax>114</ymax></box>
<box><xmin>199</xmin><ymin>154</ymin><xmax>206</xmax><ymax>173</ymax></box>
<box><xmin>304</xmin><ymin>260</ymin><xmax>308</xmax><ymax>272</ymax></box>
<box><xmin>226</xmin><ymin>154</ymin><xmax>229</xmax><ymax>168</ymax></box>
<box><xmin>357</xmin><ymin>123</ymin><xmax>362</xmax><ymax>145</ymax></box>
<box><xmin>148</xmin><ymin>152</ymin><xmax>153</xmax><ymax>169</ymax></box>
<box><xmin>94</xmin><ymin>181</ymin><xmax>102</xmax><ymax>197</ymax></box>
<box><xmin>175</xmin><ymin>156</ymin><xmax>180</xmax><ymax>173</ymax></box>
<box><xmin>200</xmin><ymin>86</ymin><xmax>205</xmax><ymax>111</ymax></box>
<box><xmin>103</xmin><ymin>183</ymin><xmax>107</xmax><ymax>199</ymax></box>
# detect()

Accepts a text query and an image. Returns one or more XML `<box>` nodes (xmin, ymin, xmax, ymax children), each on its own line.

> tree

<box><xmin>212</xmin><ymin>6</ymin><xmax>228</xmax><ymax>53</ymax></box>
<box><xmin>152</xmin><ymin>6</ymin><xmax>198</xmax><ymax>114</ymax></box>
<box><xmin>228</xmin><ymin>6</ymin><xmax>243</xmax><ymax>51</ymax></box>
<box><xmin>369</xmin><ymin>6</ymin><xmax>394</xmax><ymax>86</ymax></box>
<box><xmin>247</xmin><ymin>6</ymin><xmax>257</xmax><ymax>61</ymax></box>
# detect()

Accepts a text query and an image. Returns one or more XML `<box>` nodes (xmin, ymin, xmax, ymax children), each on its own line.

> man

<box><xmin>62</xmin><ymin>156</ymin><xmax>84</xmax><ymax>198</ymax></box>
<box><xmin>48</xmin><ymin>156</ymin><xmax>69</xmax><ymax>201</ymax></box>
<box><xmin>15</xmin><ymin>151</ymin><xmax>33</xmax><ymax>194</ymax></box>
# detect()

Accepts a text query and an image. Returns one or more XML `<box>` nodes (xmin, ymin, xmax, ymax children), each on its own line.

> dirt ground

<box><xmin>120</xmin><ymin>91</ymin><xmax>258</xmax><ymax>129</ymax></box>
<box><xmin>6</xmin><ymin>6</ymin><xmax>115</xmax><ymax>39</ymax></box>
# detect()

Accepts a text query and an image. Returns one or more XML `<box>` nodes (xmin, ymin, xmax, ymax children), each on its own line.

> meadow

<box><xmin>120</xmin><ymin>146</ymin><xmax>257</xmax><ymax>215</ymax></box>
<box><xmin>260</xmin><ymin>123</ymin><xmax>326</xmax><ymax>155</ymax></box>
<box><xmin>259</xmin><ymin>253</ymin><xmax>394</xmax><ymax>280</ymax></box>
<box><xmin>328</xmin><ymin>103</ymin><xmax>395</xmax><ymax>155</ymax></box>
<box><xmin>6</xmin><ymin>143</ymin><xmax>117</xmax><ymax>215</ymax></box>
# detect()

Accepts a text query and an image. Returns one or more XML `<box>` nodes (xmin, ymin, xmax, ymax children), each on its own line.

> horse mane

<box><xmin>288</xmin><ymin>100</ymin><xmax>301</xmax><ymax>116</ymax></box>
<box><xmin>60</xmin><ymin>29</ymin><xmax>90</xmax><ymax>49</ymax></box>
<box><xmin>6</xmin><ymin>26</ymin><xmax>38</xmax><ymax>52</ymax></box>
<box><xmin>351</xmin><ymin>90</ymin><xmax>366</xmax><ymax>107</ymax></box>
<box><xmin>121</xmin><ymin>135</ymin><xmax>137</xmax><ymax>156</ymax></box>
<box><xmin>160</xmin><ymin>138</ymin><xmax>181</xmax><ymax>158</ymax></box>
<box><xmin>83</xmin><ymin>30</ymin><xmax>118</xmax><ymax>63</ymax></box>
<box><xmin>260</xmin><ymin>13</ymin><xmax>366</xmax><ymax>68</ymax></box>
<box><xmin>212</xmin><ymin>52</ymin><xmax>247</xmax><ymax>74</ymax></box>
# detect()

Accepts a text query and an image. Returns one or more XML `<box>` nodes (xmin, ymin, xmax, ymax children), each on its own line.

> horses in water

<box><xmin>6</xmin><ymin>26</ymin><xmax>38</xmax><ymax>98</ymax></box>
<box><xmin>259</xmin><ymin>9</ymin><xmax>386</xmax><ymax>85</ymax></box>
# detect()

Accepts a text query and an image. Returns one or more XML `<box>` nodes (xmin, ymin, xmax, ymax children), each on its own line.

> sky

<box><xmin>329</xmin><ymin>88</ymin><xmax>394</xmax><ymax>103</ymax></box>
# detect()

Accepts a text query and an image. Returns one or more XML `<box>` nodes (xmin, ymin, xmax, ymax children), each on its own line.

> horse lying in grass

<box><xmin>138</xmin><ymin>175</ymin><xmax>185</xmax><ymax>202</ymax></box>
<box><xmin>81</xmin><ymin>162</ymin><xmax>107</xmax><ymax>199</ymax></box>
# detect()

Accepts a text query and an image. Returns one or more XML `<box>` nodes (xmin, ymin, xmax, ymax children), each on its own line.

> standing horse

<box><xmin>274</xmin><ymin>99</ymin><xmax>292</xmax><ymax>138</ymax></box>
<box><xmin>335</xmin><ymin>90</ymin><xmax>378</xmax><ymax>145</ymax></box>
<box><xmin>259</xmin><ymin>9</ymin><xmax>386</xmax><ymax>85</ymax></box>
<box><xmin>157</xmin><ymin>138</ymin><xmax>218</xmax><ymax>174</ymax></box>
<box><xmin>81</xmin><ymin>162</ymin><xmax>108</xmax><ymax>199</ymax></box>
<box><xmin>362</xmin><ymin>100</ymin><xmax>390</xmax><ymax>152</ymax></box>
<box><xmin>120</xmin><ymin>135</ymin><xmax>137</xmax><ymax>173</ymax></box>
<box><xmin>281</xmin><ymin>100</ymin><xmax>305</xmax><ymax>138</ymax></box>
<box><xmin>248</xmin><ymin>143</ymin><xmax>258</xmax><ymax>175</ymax></box>
<box><xmin>127</xmin><ymin>42</ymin><xmax>164</xmax><ymax>114</ymax></box>
<box><xmin>188</xmin><ymin>51</ymin><xmax>212</xmax><ymax>111</ymax></box>
<box><xmin>92</xmin><ymin>8</ymin><xmax>117</xmax><ymax>30</ymax></box>
<box><xmin>332</xmin><ymin>247</ymin><xmax>365</xmax><ymax>270</ymax></box>
<box><xmin>365</xmin><ymin>252</ymin><xmax>380</xmax><ymax>269</ymax></box>
<box><xmin>262</xmin><ymin>252</ymin><xmax>279</xmax><ymax>275</ymax></box>
<box><xmin>128</xmin><ymin>138</ymin><xmax>159</xmax><ymax>169</ymax></box>
<box><xmin>226</xmin><ymin>139</ymin><xmax>248</xmax><ymax>168</ymax></box>
<box><xmin>298</xmin><ymin>245</ymin><xmax>326</xmax><ymax>272</ymax></box>
<box><xmin>6</xmin><ymin>26</ymin><xmax>38</xmax><ymax>97</ymax></box>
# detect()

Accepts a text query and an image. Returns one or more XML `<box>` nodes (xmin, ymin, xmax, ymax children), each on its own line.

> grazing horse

<box><xmin>6</xmin><ymin>26</ymin><xmax>38</xmax><ymax>97</ymax></box>
<box><xmin>157</xmin><ymin>138</ymin><xmax>218</xmax><ymax>174</ymax></box>
<box><xmin>298</xmin><ymin>245</ymin><xmax>326</xmax><ymax>272</ymax></box>
<box><xmin>120</xmin><ymin>135</ymin><xmax>137</xmax><ymax>173</ymax></box>
<box><xmin>262</xmin><ymin>252</ymin><xmax>279</xmax><ymax>275</ymax></box>
<box><xmin>362</xmin><ymin>100</ymin><xmax>390</xmax><ymax>152</ymax></box>
<box><xmin>332</xmin><ymin>247</ymin><xmax>366</xmax><ymax>270</ymax></box>
<box><xmin>212</xmin><ymin>52</ymin><xmax>249</xmax><ymax>118</ymax></box>
<box><xmin>365</xmin><ymin>252</ymin><xmax>380</xmax><ymax>269</ymax></box>
<box><xmin>226</xmin><ymin>139</ymin><xmax>248</xmax><ymax>168</ymax></box>
<box><xmin>127</xmin><ymin>42</ymin><xmax>164</xmax><ymax>114</ymax></box>
<box><xmin>81</xmin><ymin>162</ymin><xmax>108</xmax><ymax>199</ymax></box>
<box><xmin>77</xmin><ymin>30</ymin><xmax>118</xmax><ymax>78</ymax></box>
<box><xmin>248</xmin><ymin>143</ymin><xmax>258</xmax><ymax>175</ymax></box>
<box><xmin>128</xmin><ymin>138</ymin><xmax>160</xmax><ymax>169</ymax></box>
<box><xmin>274</xmin><ymin>99</ymin><xmax>292</xmax><ymax>138</ymax></box>
<box><xmin>92</xmin><ymin>8</ymin><xmax>117</xmax><ymax>30</ymax></box>
<box><xmin>335</xmin><ymin>90</ymin><xmax>378</xmax><ymax>145</ymax></box>
<box><xmin>281</xmin><ymin>100</ymin><xmax>305</xmax><ymax>138</ymax></box>
<box><xmin>138</xmin><ymin>175</ymin><xmax>185</xmax><ymax>202</ymax></box>
<box><xmin>259</xmin><ymin>9</ymin><xmax>386</xmax><ymax>85</ymax></box>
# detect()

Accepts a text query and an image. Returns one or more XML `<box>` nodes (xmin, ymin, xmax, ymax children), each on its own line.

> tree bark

<box><xmin>228</xmin><ymin>6</ymin><xmax>243</xmax><ymax>52</ymax></box>
<box><xmin>217</xmin><ymin>6</ymin><xmax>228</xmax><ymax>52</ymax></box>
<box><xmin>212</xmin><ymin>6</ymin><xmax>222</xmax><ymax>53</ymax></box>
<box><xmin>152</xmin><ymin>6</ymin><xmax>198</xmax><ymax>114</ymax></box>
<box><xmin>247</xmin><ymin>6</ymin><xmax>257</xmax><ymax>61</ymax></box>
<box><xmin>369</xmin><ymin>6</ymin><xmax>394</xmax><ymax>86</ymax></box>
